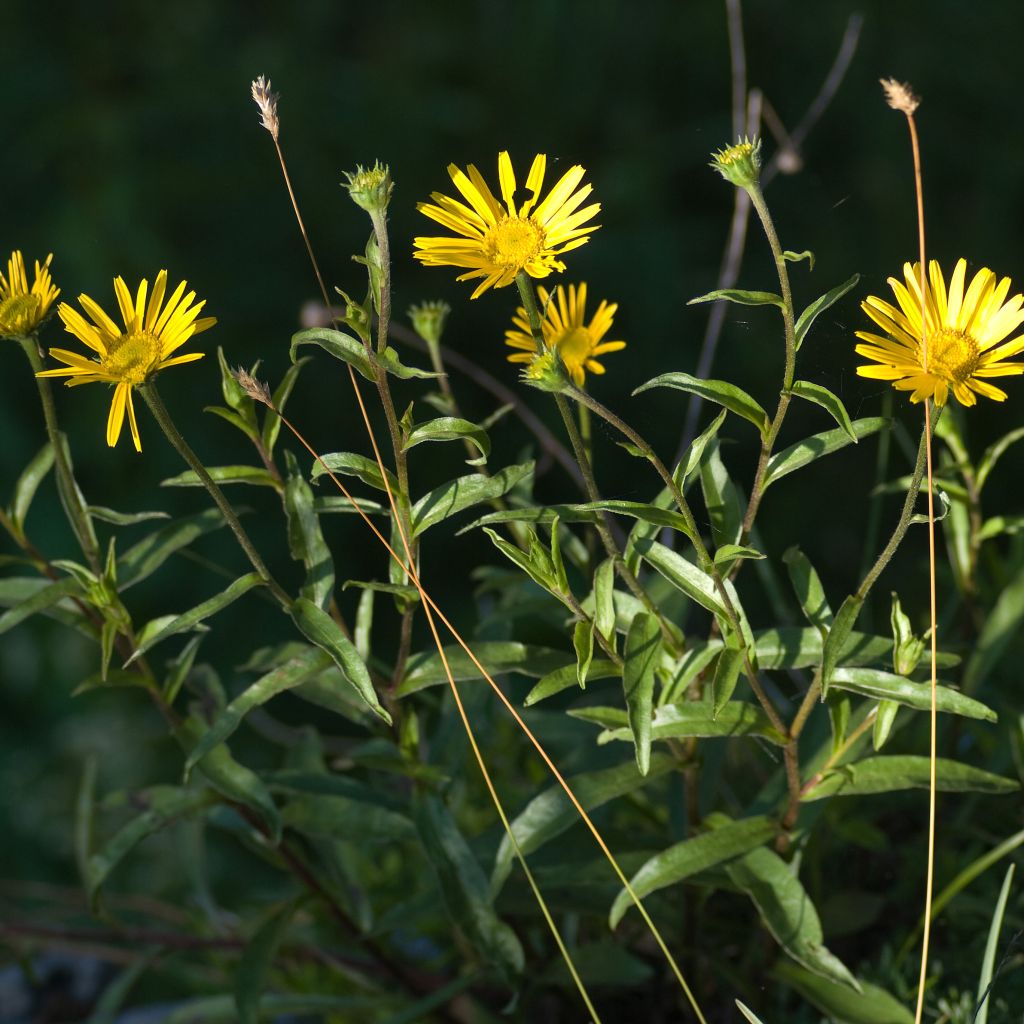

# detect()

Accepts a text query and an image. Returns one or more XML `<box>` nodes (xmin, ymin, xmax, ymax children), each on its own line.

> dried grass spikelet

<box><xmin>251</xmin><ymin>75</ymin><xmax>280</xmax><ymax>140</ymax></box>
<box><xmin>880</xmin><ymin>77</ymin><xmax>920</xmax><ymax>115</ymax></box>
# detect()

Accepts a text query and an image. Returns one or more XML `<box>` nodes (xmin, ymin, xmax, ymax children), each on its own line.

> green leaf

<box><xmin>184</xmin><ymin>648</ymin><xmax>330</xmax><ymax>778</ymax></box>
<box><xmin>977</xmin><ymin>425</ymin><xmax>1024</xmax><ymax>491</ymax></box>
<box><xmin>609</xmin><ymin>815</ymin><xmax>777</xmax><ymax>928</ymax></box>
<box><xmin>794</xmin><ymin>273</ymin><xmax>860</xmax><ymax>350</ymax></box>
<box><xmin>723</xmin><ymin>828</ymin><xmax>859</xmax><ymax>989</ymax></box>
<box><xmin>712</xmin><ymin>642</ymin><xmax>744</xmax><ymax>716</ymax></box>
<box><xmin>85</xmin><ymin>951</ymin><xmax>157</xmax><ymax>1024</ymax></box>
<box><xmin>821</xmin><ymin>595</ymin><xmax>863</xmax><ymax>698</ymax></box>
<box><xmin>176</xmin><ymin>717</ymin><xmax>281</xmax><ymax>840</ymax></box>
<box><xmin>163</xmin><ymin>995</ymin><xmax>377</xmax><ymax>1022</ymax></box>
<box><xmin>676</xmin><ymin>408</ymin><xmax>729</xmax><ymax>488</ymax></box>
<box><xmin>86</xmin><ymin>506</ymin><xmax>171</xmax><ymax>526</ymax></box>
<box><xmin>523</xmin><ymin>659</ymin><xmax>620</xmax><ymax>705</ymax></box>
<box><xmin>163</xmin><ymin>465</ymin><xmax>280</xmax><ymax>489</ymax></box>
<box><xmin>416</xmin><ymin>794</ymin><xmax>524</xmax><ymax>981</ymax></box>
<box><xmin>635</xmin><ymin>539</ymin><xmax>726</xmax><ymax>619</ymax></box>
<box><xmin>774</xmin><ymin>961</ymin><xmax>912</xmax><ymax>1024</ymax></box>
<box><xmin>86</xmin><ymin>785</ymin><xmax>215</xmax><ymax>906</ymax></box>
<box><xmin>74</xmin><ymin>757</ymin><xmax>98</xmax><ymax>897</ymax></box>
<box><xmin>277</xmin><ymin>777</ymin><xmax>415</xmax><ymax>842</ymax></box>
<box><xmin>736</xmin><ymin>1003</ymin><xmax>771</xmax><ymax>1024</ymax></box>
<box><xmin>400</xmin><ymin>642</ymin><xmax>570</xmax><ymax>696</ymax></box>
<box><xmin>976</xmin><ymin>864</ymin><xmax>1015</xmax><ymax>1024</ymax></box>
<box><xmin>569</xmin><ymin>500</ymin><xmax>695</xmax><ymax>540</ymax></box>
<box><xmin>284</xmin><ymin>450</ymin><xmax>334</xmax><ymax>608</ymax></box>
<box><xmin>10</xmin><ymin>442</ymin><xmax>54</xmax><ymax>532</ymax></box>
<box><xmin>977</xmin><ymin>515</ymin><xmax>1024</xmax><ymax>543</ymax></box>
<box><xmin>236</xmin><ymin>900</ymin><xmax>303</xmax><ymax>1024</ymax></box>
<box><xmin>573</xmin><ymin>619</ymin><xmax>594</xmax><ymax>688</ymax></box>
<box><xmin>783</xmin><ymin>249</ymin><xmax>815</xmax><ymax>269</ymax></box>
<box><xmin>575</xmin><ymin>701</ymin><xmax>787</xmax><ymax>745</ymax></box>
<box><xmin>831</xmin><ymin>667</ymin><xmax>996</xmax><ymax>722</ymax></box>
<box><xmin>314</xmin><ymin>495</ymin><xmax>386</xmax><ymax>516</ymax></box>
<box><xmin>593</xmin><ymin>557</ymin><xmax>616</xmax><ymax>647</ymax></box>
<box><xmin>803</xmin><ymin>756</ymin><xmax>1019</xmax><ymax>801</ymax></box>
<box><xmin>263</xmin><ymin>356</ymin><xmax>310</xmax><ymax>455</ymax></box>
<box><xmin>783</xmin><ymin>547</ymin><xmax>833</xmax><ymax>634</ymax></box>
<box><xmin>714</xmin><ymin>544</ymin><xmax>764</xmax><ymax>570</ymax></box>
<box><xmin>700</xmin><ymin>438</ymin><xmax>744</xmax><ymax>547</ymax></box>
<box><xmin>623</xmin><ymin>612</ymin><xmax>661</xmax><ymax>775</ymax></box>
<box><xmin>872</xmin><ymin>700</ymin><xmax>899</xmax><ymax>751</ymax></box>
<box><xmin>118</xmin><ymin>508</ymin><xmax>229</xmax><ymax>589</ymax></box>
<box><xmin>128</xmin><ymin>573</ymin><xmax>265</xmax><ymax>664</ymax></box>
<box><xmin>687</xmin><ymin>288</ymin><xmax>785</xmax><ymax>310</ymax></box>
<box><xmin>964</xmin><ymin>565</ymin><xmax>1024</xmax><ymax>692</ymax></box>
<box><xmin>412</xmin><ymin>462</ymin><xmax>533</xmax><ymax>536</ymax></box>
<box><xmin>290</xmin><ymin>598</ymin><xmax>391</xmax><ymax>723</ymax></box>
<box><xmin>765</xmin><ymin>418</ymin><xmax>886</xmax><ymax>489</ymax></box>
<box><xmin>403</xmin><ymin>416</ymin><xmax>490</xmax><ymax>465</ymax></box>
<box><xmin>0</xmin><ymin>576</ymin><xmax>82</xmax><ymax>636</ymax></box>
<box><xmin>53</xmin><ymin>433</ymin><xmax>100</xmax><ymax>559</ymax></box>
<box><xmin>634</xmin><ymin>372</ymin><xmax>769</xmax><ymax>438</ymax></box>
<box><xmin>217</xmin><ymin>346</ymin><xmax>258</xmax><ymax>419</ymax></box>
<box><xmin>790</xmin><ymin>380</ymin><xmax>857</xmax><ymax>442</ymax></box>
<box><xmin>491</xmin><ymin>754</ymin><xmax>676</xmax><ymax>893</ymax></box>
<box><xmin>311</xmin><ymin>451</ymin><xmax>399</xmax><ymax>493</ymax></box>
<box><xmin>290</xmin><ymin>327</ymin><xmax>437</xmax><ymax>381</ymax></box>
<box><xmin>908</xmin><ymin>486</ymin><xmax>951</xmax><ymax>526</ymax></box>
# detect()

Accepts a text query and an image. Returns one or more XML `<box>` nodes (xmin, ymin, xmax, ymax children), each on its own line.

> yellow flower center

<box><xmin>102</xmin><ymin>330</ymin><xmax>164</xmax><ymax>384</ymax></box>
<box><xmin>555</xmin><ymin>326</ymin><xmax>592</xmax><ymax>371</ymax></box>
<box><xmin>926</xmin><ymin>327</ymin><xmax>980</xmax><ymax>384</ymax></box>
<box><xmin>0</xmin><ymin>294</ymin><xmax>42</xmax><ymax>336</ymax></box>
<box><xmin>484</xmin><ymin>216</ymin><xmax>545</xmax><ymax>269</ymax></box>
<box><xmin>718</xmin><ymin>143</ymin><xmax>755</xmax><ymax>167</ymax></box>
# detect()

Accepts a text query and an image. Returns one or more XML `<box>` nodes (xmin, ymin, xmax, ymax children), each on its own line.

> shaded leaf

<box><xmin>284</xmin><ymin>450</ymin><xmax>334</xmax><ymax>608</ymax></box>
<box><xmin>412</xmin><ymin>462</ymin><xmax>534</xmax><ymax>536</ymax></box>
<box><xmin>634</xmin><ymin>372</ymin><xmax>769</xmax><ymax>437</ymax></box>
<box><xmin>634</xmin><ymin>538</ymin><xmax>726</xmax><ymax>619</ymax></box>
<box><xmin>623</xmin><ymin>612</ymin><xmax>661</xmax><ymax>774</ymax></box>
<box><xmin>403</xmin><ymin>416</ymin><xmax>490</xmax><ymax>465</ymax></box>
<box><xmin>764</xmin><ymin>418</ymin><xmax>887</xmax><ymax>489</ymax></box>
<box><xmin>400</xmin><ymin>642</ymin><xmax>570</xmax><ymax>696</ymax></box>
<box><xmin>831</xmin><ymin>666</ymin><xmax>995</xmax><ymax>722</ymax></box>
<box><xmin>290</xmin><ymin>327</ymin><xmax>438</xmax><ymax>381</ymax></box>
<box><xmin>161</xmin><ymin>466</ymin><xmax>279</xmax><ymax>489</ymax></box>
<box><xmin>791</xmin><ymin>380</ymin><xmax>857</xmax><ymax>442</ymax></box>
<box><xmin>774</xmin><ymin>961</ymin><xmax>911</xmax><ymax>1024</ymax></box>
<box><xmin>821</xmin><ymin>595</ymin><xmax>863</xmax><ymax>697</ymax></box>
<box><xmin>794</xmin><ymin>274</ymin><xmax>860</xmax><ymax>350</ymax></box>
<box><xmin>263</xmin><ymin>356</ymin><xmax>310</xmax><ymax>455</ymax></box>
<box><xmin>118</xmin><ymin>508</ymin><xmax>229</xmax><ymax>589</ymax></box>
<box><xmin>700</xmin><ymin>439</ymin><xmax>744</xmax><ymax>547</ymax></box>
<box><xmin>86</xmin><ymin>506</ymin><xmax>171</xmax><ymax>526</ymax></box>
<box><xmin>524</xmin><ymin>659</ymin><xmax>620</xmax><ymax>705</ymax></box>
<box><xmin>803</xmin><ymin>756</ymin><xmax>1019</xmax><ymax>800</ymax></box>
<box><xmin>0</xmin><ymin>576</ymin><xmax>82</xmax><ymax>636</ymax></box>
<box><xmin>10</xmin><ymin>442</ymin><xmax>54</xmax><ymax>532</ymax></box>
<box><xmin>964</xmin><ymin>564</ymin><xmax>1024</xmax><ymax>693</ymax></box>
<box><xmin>310</xmin><ymin>451</ymin><xmax>399</xmax><ymax>493</ymax></box>
<box><xmin>783</xmin><ymin>547</ymin><xmax>833</xmax><ymax>635</ymax></box>
<box><xmin>687</xmin><ymin>287</ymin><xmax>785</xmax><ymax>310</ymax></box>
<box><xmin>236</xmin><ymin>900</ymin><xmax>303</xmax><ymax>1024</ymax></box>
<box><xmin>574</xmin><ymin>701</ymin><xmax>786</xmax><ymax>746</ymax></box>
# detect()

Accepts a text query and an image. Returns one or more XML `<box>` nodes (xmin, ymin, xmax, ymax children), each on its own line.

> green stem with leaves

<box><xmin>139</xmin><ymin>382</ymin><xmax>291</xmax><ymax>607</ymax></box>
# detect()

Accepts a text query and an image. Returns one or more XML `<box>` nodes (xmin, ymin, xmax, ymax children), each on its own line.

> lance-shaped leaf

<box><xmin>977</xmin><ymin>425</ymin><xmax>1024</xmax><ymax>490</ymax></box>
<box><xmin>184</xmin><ymin>647</ymin><xmax>331</xmax><ymax>777</ymax></box>
<box><xmin>161</xmin><ymin>466</ymin><xmax>280</xmax><ymax>489</ymax></box>
<box><xmin>311</xmin><ymin>452</ymin><xmax>399</xmax><ymax>493</ymax></box>
<box><xmin>416</xmin><ymin>794</ymin><xmax>524</xmax><ymax>982</ymax></box>
<box><xmin>118</xmin><ymin>508</ymin><xmax>229</xmax><ymax>589</ymax></box>
<box><xmin>236</xmin><ymin>899</ymin><xmax>303</xmax><ymax>1024</ymax></box>
<box><xmin>724</xmin><ymin>829</ymin><xmax>860</xmax><ymax>989</ymax></box>
<box><xmin>284</xmin><ymin>450</ymin><xmax>334</xmax><ymax>608</ymax></box>
<box><xmin>573</xmin><ymin>619</ymin><xmax>594</xmax><ymax>688</ymax></box>
<box><xmin>570</xmin><ymin>500</ymin><xmax>695</xmax><ymax>540</ymax></box>
<box><xmin>400</xmin><ymin>642</ymin><xmax>570</xmax><ymax>696</ymax></box>
<box><xmin>712</xmin><ymin>641</ymin><xmax>745</xmax><ymax>716</ymax></box>
<box><xmin>831</xmin><ymin>667</ymin><xmax>996</xmax><ymax>721</ymax></box>
<box><xmin>634</xmin><ymin>539</ymin><xmax>726</xmax><ymax>618</ymax></box>
<box><xmin>794</xmin><ymin>273</ymin><xmax>860</xmax><ymax>350</ymax></box>
<box><xmin>688</xmin><ymin>287</ymin><xmax>785</xmax><ymax>310</ymax></box>
<box><xmin>623</xmin><ymin>612</ymin><xmax>661</xmax><ymax>774</ymax></box>
<box><xmin>700</xmin><ymin>438</ymin><xmax>744</xmax><ymax>548</ymax></box>
<box><xmin>9</xmin><ymin>442</ymin><xmax>54</xmax><ymax>535</ymax></box>
<box><xmin>790</xmin><ymin>380</ymin><xmax>857</xmax><ymax>442</ymax></box>
<box><xmin>86</xmin><ymin>785</ymin><xmax>216</xmax><ymax>906</ymax></box>
<box><xmin>634</xmin><ymin>372</ymin><xmax>769</xmax><ymax>438</ymax></box>
<box><xmin>491</xmin><ymin>754</ymin><xmax>676</xmax><ymax>893</ymax></box>
<box><xmin>403</xmin><ymin>416</ymin><xmax>490</xmax><ymax>465</ymax></box>
<box><xmin>573</xmin><ymin>701</ymin><xmax>786</xmax><ymax>746</ymax></box>
<box><xmin>290</xmin><ymin>598</ymin><xmax>391</xmax><ymax>724</ymax></box>
<box><xmin>774</xmin><ymin>961</ymin><xmax>912</xmax><ymax>1024</ymax></box>
<box><xmin>86</xmin><ymin>506</ymin><xmax>171</xmax><ymax>526</ymax></box>
<box><xmin>290</xmin><ymin>327</ymin><xmax>437</xmax><ymax>381</ymax></box>
<box><xmin>524</xmin><ymin>659</ymin><xmax>620</xmax><ymax>705</ymax></box>
<box><xmin>609</xmin><ymin>815</ymin><xmax>777</xmax><ymax>927</ymax></box>
<box><xmin>129</xmin><ymin>573</ymin><xmax>265</xmax><ymax>664</ymax></box>
<box><xmin>964</xmin><ymin>564</ymin><xmax>1024</xmax><ymax>693</ymax></box>
<box><xmin>783</xmin><ymin>547</ymin><xmax>833</xmax><ymax>636</ymax></box>
<box><xmin>262</xmin><ymin>356</ymin><xmax>310</xmax><ymax>455</ymax></box>
<box><xmin>0</xmin><ymin>576</ymin><xmax>82</xmax><ymax>636</ymax></box>
<box><xmin>764</xmin><ymin>418</ymin><xmax>887</xmax><ymax>489</ymax></box>
<box><xmin>803</xmin><ymin>756</ymin><xmax>1019</xmax><ymax>800</ymax></box>
<box><xmin>821</xmin><ymin>595</ymin><xmax>863</xmax><ymax>697</ymax></box>
<box><xmin>412</xmin><ymin>461</ymin><xmax>533</xmax><ymax>536</ymax></box>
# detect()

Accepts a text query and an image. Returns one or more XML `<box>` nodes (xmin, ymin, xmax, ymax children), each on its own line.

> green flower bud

<box><xmin>343</xmin><ymin>161</ymin><xmax>393</xmax><ymax>214</ymax></box>
<box><xmin>710</xmin><ymin>136</ymin><xmax>762</xmax><ymax>189</ymax></box>
<box><xmin>521</xmin><ymin>349</ymin><xmax>569</xmax><ymax>393</ymax></box>
<box><xmin>407</xmin><ymin>300</ymin><xmax>451</xmax><ymax>347</ymax></box>
<box><xmin>890</xmin><ymin>592</ymin><xmax>925</xmax><ymax>676</ymax></box>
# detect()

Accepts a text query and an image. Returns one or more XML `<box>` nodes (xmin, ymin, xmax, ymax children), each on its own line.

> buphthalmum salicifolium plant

<box><xmin>3</xmin><ymin>74</ymin><xmax>1024</xmax><ymax>1024</ymax></box>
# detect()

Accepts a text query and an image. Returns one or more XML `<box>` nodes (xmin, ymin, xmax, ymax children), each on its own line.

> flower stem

<box><xmin>139</xmin><ymin>382</ymin><xmax>291</xmax><ymax>607</ymax></box>
<box><xmin>19</xmin><ymin>334</ymin><xmax>101</xmax><ymax>570</ymax></box>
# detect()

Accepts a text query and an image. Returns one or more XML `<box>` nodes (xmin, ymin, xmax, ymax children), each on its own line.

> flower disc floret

<box><xmin>414</xmin><ymin>152</ymin><xmax>600</xmax><ymax>299</ymax></box>
<box><xmin>505</xmin><ymin>282</ymin><xmax>625</xmax><ymax>387</ymax></box>
<box><xmin>855</xmin><ymin>258</ymin><xmax>1024</xmax><ymax>407</ymax></box>
<box><xmin>0</xmin><ymin>250</ymin><xmax>60</xmax><ymax>337</ymax></box>
<box><xmin>38</xmin><ymin>270</ymin><xmax>216</xmax><ymax>451</ymax></box>
<box><xmin>710</xmin><ymin>136</ymin><xmax>762</xmax><ymax>188</ymax></box>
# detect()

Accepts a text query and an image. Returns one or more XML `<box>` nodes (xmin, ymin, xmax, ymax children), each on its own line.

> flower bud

<box><xmin>710</xmin><ymin>136</ymin><xmax>762</xmax><ymax>189</ymax></box>
<box><xmin>408</xmin><ymin>300</ymin><xmax>451</xmax><ymax>347</ymax></box>
<box><xmin>344</xmin><ymin>161</ymin><xmax>393</xmax><ymax>214</ymax></box>
<box><xmin>521</xmin><ymin>350</ymin><xmax>569</xmax><ymax>393</ymax></box>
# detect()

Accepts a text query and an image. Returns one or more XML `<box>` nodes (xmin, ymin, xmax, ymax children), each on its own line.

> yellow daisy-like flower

<box><xmin>855</xmin><ymin>259</ymin><xmax>1024</xmax><ymax>406</ymax></box>
<box><xmin>505</xmin><ymin>282</ymin><xmax>625</xmax><ymax>387</ymax></box>
<box><xmin>38</xmin><ymin>271</ymin><xmax>216</xmax><ymax>451</ymax></box>
<box><xmin>414</xmin><ymin>152</ymin><xmax>600</xmax><ymax>299</ymax></box>
<box><xmin>0</xmin><ymin>250</ymin><xmax>60</xmax><ymax>337</ymax></box>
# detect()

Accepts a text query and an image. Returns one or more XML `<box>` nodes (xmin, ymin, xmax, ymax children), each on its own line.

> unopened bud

<box><xmin>408</xmin><ymin>300</ymin><xmax>451</xmax><ymax>347</ymax></box>
<box><xmin>344</xmin><ymin>161</ymin><xmax>393</xmax><ymax>214</ymax></box>
<box><xmin>709</xmin><ymin>136</ymin><xmax>762</xmax><ymax>189</ymax></box>
<box><xmin>521</xmin><ymin>350</ymin><xmax>569</xmax><ymax>393</ymax></box>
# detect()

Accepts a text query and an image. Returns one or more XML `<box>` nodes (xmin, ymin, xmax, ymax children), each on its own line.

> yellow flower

<box><xmin>414</xmin><ymin>152</ymin><xmax>600</xmax><ymax>299</ymax></box>
<box><xmin>0</xmin><ymin>250</ymin><xmax>60</xmax><ymax>337</ymax></box>
<box><xmin>505</xmin><ymin>282</ymin><xmax>625</xmax><ymax>387</ymax></box>
<box><xmin>38</xmin><ymin>271</ymin><xmax>216</xmax><ymax>451</ymax></box>
<box><xmin>855</xmin><ymin>259</ymin><xmax>1024</xmax><ymax>406</ymax></box>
